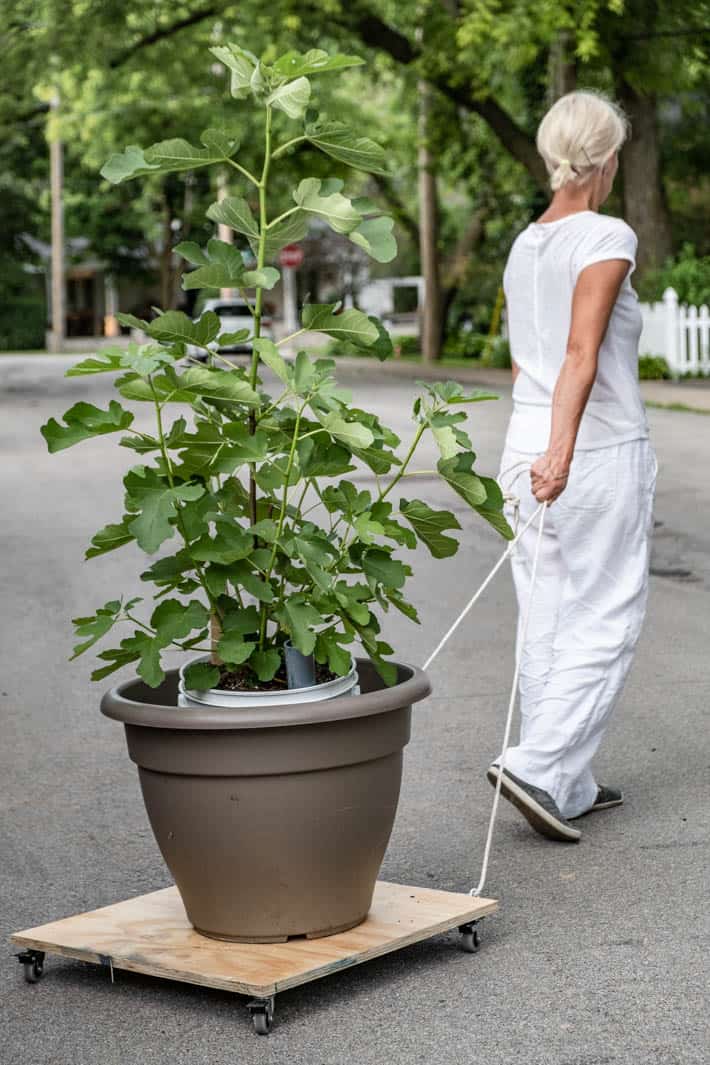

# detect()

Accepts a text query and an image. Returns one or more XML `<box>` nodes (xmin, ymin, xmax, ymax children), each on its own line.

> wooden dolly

<box><xmin>12</xmin><ymin>881</ymin><xmax>498</xmax><ymax>1035</ymax></box>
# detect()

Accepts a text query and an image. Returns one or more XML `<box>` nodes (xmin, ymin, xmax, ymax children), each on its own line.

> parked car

<box><xmin>187</xmin><ymin>297</ymin><xmax>273</xmax><ymax>359</ymax></box>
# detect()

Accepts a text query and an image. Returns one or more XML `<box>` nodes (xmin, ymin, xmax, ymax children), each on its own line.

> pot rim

<box><xmin>178</xmin><ymin>653</ymin><xmax>358</xmax><ymax>702</ymax></box>
<box><xmin>101</xmin><ymin>657</ymin><xmax>431</xmax><ymax>730</ymax></box>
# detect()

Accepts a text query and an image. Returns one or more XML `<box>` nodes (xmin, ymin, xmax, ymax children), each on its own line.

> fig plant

<box><xmin>42</xmin><ymin>44</ymin><xmax>513</xmax><ymax>691</ymax></box>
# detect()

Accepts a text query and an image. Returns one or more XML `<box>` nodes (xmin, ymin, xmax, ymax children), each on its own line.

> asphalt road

<box><xmin>1</xmin><ymin>355</ymin><xmax>708</xmax><ymax>1065</ymax></box>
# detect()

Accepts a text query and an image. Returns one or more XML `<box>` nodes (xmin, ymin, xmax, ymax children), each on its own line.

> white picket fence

<box><xmin>640</xmin><ymin>287</ymin><xmax>710</xmax><ymax>376</ymax></box>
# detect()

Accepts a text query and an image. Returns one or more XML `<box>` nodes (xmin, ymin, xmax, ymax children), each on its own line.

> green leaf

<box><xmin>191</xmin><ymin>521</ymin><xmax>253</xmax><ymax>565</ymax></box>
<box><xmin>100</xmin><ymin>145</ymin><xmax>161</xmax><ymax>184</ymax></box>
<box><xmin>179</xmin><ymin>366</ymin><xmax>260</xmax><ymax>405</ymax></box>
<box><xmin>183</xmin><ymin>661</ymin><xmax>221</xmax><ymax>690</ymax></box>
<box><xmin>438</xmin><ymin>452</ymin><xmax>488</xmax><ymax>508</ymax></box>
<box><xmin>314</xmin><ymin>630</ymin><xmax>353</xmax><ymax>676</ymax></box>
<box><xmin>260</xmin><ymin>211</ymin><xmax>310</xmax><ymax>259</ymax></box>
<box><xmin>275</xmin><ymin>597</ymin><xmax>324</xmax><ymax>656</ymax></box>
<box><xmin>319</xmin><ymin>412</ymin><xmax>375</xmax><ymax>450</ymax></box>
<box><xmin>199</xmin><ymin>127</ymin><xmax>241</xmax><ymax>158</ymax></box>
<box><xmin>400</xmin><ymin>499</ymin><xmax>461</xmax><ymax>559</ymax></box>
<box><xmin>210</xmin><ymin>44</ymin><xmax>259</xmax><ymax>99</ymax></box>
<box><xmin>124</xmin><ymin>466</ymin><xmax>204</xmax><ymax>554</ymax></box>
<box><xmin>472</xmin><ymin>476</ymin><xmax>515</xmax><ymax>541</ymax></box>
<box><xmin>175</xmin><ymin>421</ymin><xmax>268</xmax><ymax>476</ymax></box>
<box><xmin>141</xmin><ymin>549</ymin><xmax>195</xmax><ymax>588</ymax></box>
<box><xmin>297</xmin><ymin>437</ymin><xmax>353</xmax><ymax>477</ymax></box>
<box><xmin>253</xmin><ymin>338</ymin><xmax>291</xmax><ymax>384</ymax></box>
<box><xmin>222</xmin><ymin>605</ymin><xmax>261</xmax><ymax>635</ymax></box>
<box><xmin>293</xmin><ymin>178</ymin><xmax>361</xmax><ymax>234</ymax></box>
<box><xmin>206</xmin><ymin>197</ymin><xmax>259</xmax><ymax>241</ymax></box>
<box><xmin>41</xmin><ymin>400</ymin><xmax>134</xmax><ymax>453</ymax></box>
<box><xmin>217</xmin><ymin>634</ymin><xmax>256</xmax><ymax>665</ymax></box>
<box><xmin>71</xmin><ymin>599</ymin><xmax>125</xmax><ymax>659</ymax></box>
<box><xmin>272</xmin><ymin>49</ymin><xmax>364</xmax><ymax>79</ymax></box>
<box><xmin>267</xmin><ymin>75</ymin><xmax>311</xmax><ymax>119</ymax></box>
<box><xmin>143</xmin><ymin>138</ymin><xmax>226</xmax><ymax>172</ymax></box>
<box><xmin>354</xmin><ymin>511</ymin><xmax>385</xmax><ymax>544</ymax></box>
<box><xmin>304</xmin><ymin>120</ymin><xmax>388</xmax><ymax>175</ymax></box>
<box><xmin>218</xmin><ymin>328</ymin><xmax>251</xmax><ymax>346</ymax></box>
<box><xmin>86</xmin><ymin>518</ymin><xmax>134</xmax><ymax>559</ymax></box>
<box><xmin>432</xmin><ymin>424</ymin><xmax>458</xmax><ymax>460</ymax></box>
<box><xmin>117</xmin><ymin>341</ymin><xmax>174</xmax><ymax>377</ymax></box>
<box><xmin>242</xmin><ymin>266</ymin><xmax>280</xmax><ymax>289</ymax></box>
<box><xmin>179</xmin><ymin>239</ymin><xmax>246</xmax><ymax>291</ymax></box>
<box><xmin>66</xmin><ymin>350</ymin><xmax>125</xmax><ymax>376</ymax></box>
<box><xmin>362</xmin><ymin>549</ymin><xmax>408</xmax><ymax>590</ymax></box>
<box><xmin>150</xmin><ymin>599</ymin><xmax>209</xmax><ymax>646</ymax></box>
<box><xmin>101</xmin><ymin>137</ymin><xmax>231</xmax><ymax>183</ymax></box>
<box><xmin>420</xmin><ymin>380</ymin><xmax>500</xmax><ymax>405</ymax></box>
<box><xmin>173</xmin><ymin>241</ymin><xmax>209</xmax><ymax>266</ymax></box>
<box><xmin>370</xmin><ymin>648</ymin><xmax>398</xmax><ymax>687</ymax></box>
<box><xmin>250</xmin><ymin>648</ymin><xmax>282</xmax><ymax>682</ymax></box>
<box><xmin>225</xmin><ymin>561</ymin><xmax>275</xmax><ymax>602</ymax></box>
<box><xmin>116</xmin><ymin>312</ymin><xmax>150</xmax><ymax>330</ymax></box>
<box><xmin>147</xmin><ymin>310</ymin><xmax>221</xmax><ymax>349</ymax></box>
<box><xmin>302</xmin><ymin>303</ymin><xmax>378</xmax><ymax>346</ymax></box>
<box><xmin>350</xmin><ymin>216</ymin><xmax>397</xmax><ymax>263</ymax></box>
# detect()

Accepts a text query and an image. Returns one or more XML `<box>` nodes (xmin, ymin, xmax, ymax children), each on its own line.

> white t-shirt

<box><xmin>503</xmin><ymin>210</ymin><xmax>649</xmax><ymax>452</ymax></box>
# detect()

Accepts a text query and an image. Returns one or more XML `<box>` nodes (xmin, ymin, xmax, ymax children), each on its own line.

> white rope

<box><xmin>422</xmin><ymin>502</ymin><xmax>543</xmax><ymax>672</ymax></box>
<box><xmin>469</xmin><ymin>502</ymin><xmax>547</xmax><ymax>896</ymax></box>
<box><xmin>421</xmin><ymin>493</ymin><xmax>549</xmax><ymax>898</ymax></box>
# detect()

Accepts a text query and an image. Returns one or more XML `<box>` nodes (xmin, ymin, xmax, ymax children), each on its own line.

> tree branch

<box><xmin>109</xmin><ymin>3</ymin><xmax>223</xmax><ymax>68</ymax></box>
<box><xmin>333</xmin><ymin>5</ymin><xmax>548</xmax><ymax>189</ymax></box>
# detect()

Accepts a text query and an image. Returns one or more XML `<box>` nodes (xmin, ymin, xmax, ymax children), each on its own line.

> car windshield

<box><xmin>212</xmin><ymin>304</ymin><xmax>249</xmax><ymax>316</ymax></box>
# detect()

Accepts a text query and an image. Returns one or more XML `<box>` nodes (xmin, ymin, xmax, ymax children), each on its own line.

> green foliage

<box><xmin>638</xmin><ymin>355</ymin><xmax>671</xmax><ymax>381</ymax></box>
<box><xmin>637</xmin><ymin>245</ymin><xmax>710</xmax><ymax>307</ymax></box>
<box><xmin>43</xmin><ymin>44</ymin><xmax>513</xmax><ymax>691</ymax></box>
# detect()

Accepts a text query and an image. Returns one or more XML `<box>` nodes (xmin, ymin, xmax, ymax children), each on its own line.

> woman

<box><xmin>489</xmin><ymin>90</ymin><xmax>658</xmax><ymax>842</ymax></box>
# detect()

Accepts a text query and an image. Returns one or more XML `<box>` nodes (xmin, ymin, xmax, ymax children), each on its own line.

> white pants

<box><xmin>497</xmin><ymin>437</ymin><xmax>658</xmax><ymax>819</ymax></box>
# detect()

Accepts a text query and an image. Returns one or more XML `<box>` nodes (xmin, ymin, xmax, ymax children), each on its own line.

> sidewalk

<box><xmin>334</xmin><ymin>357</ymin><xmax>710</xmax><ymax>412</ymax></box>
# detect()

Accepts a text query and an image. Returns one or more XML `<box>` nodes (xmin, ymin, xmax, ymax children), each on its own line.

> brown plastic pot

<box><xmin>101</xmin><ymin>658</ymin><xmax>430</xmax><ymax>943</ymax></box>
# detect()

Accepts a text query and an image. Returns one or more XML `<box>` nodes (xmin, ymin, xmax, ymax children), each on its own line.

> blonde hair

<box><xmin>536</xmin><ymin>90</ymin><xmax>629</xmax><ymax>191</ymax></box>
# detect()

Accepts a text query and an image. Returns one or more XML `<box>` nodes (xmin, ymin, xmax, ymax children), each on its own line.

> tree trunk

<box><xmin>418</xmin><ymin>77</ymin><xmax>442</xmax><ymax>362</ymax></box>
<box><xmin>616</xmin><ymin>81</ymin><xmax>674</xmax><ymax>278</ymax></box>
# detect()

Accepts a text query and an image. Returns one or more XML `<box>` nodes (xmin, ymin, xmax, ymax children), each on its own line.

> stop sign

<box><xmin>279</xmin><ymin>244</ymin><xmax>304</xmax><ymax>268</ymax></box>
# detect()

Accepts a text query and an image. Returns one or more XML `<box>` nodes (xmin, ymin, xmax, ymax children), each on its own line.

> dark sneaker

<box><xmin>487</xmin><ymin>764</ymin><xmax>581</xmax><ymax>843</ymax></box>
<box><xmin>570</xmin><ymin>785</ymin><xmax>623</xmax><ymax>819</ymax></box>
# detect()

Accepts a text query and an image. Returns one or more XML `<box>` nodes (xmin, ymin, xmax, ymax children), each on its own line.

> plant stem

<box><xmin>247</xmin><ymin>105</ymin><xmax>273</xmax><ymax>529</ymax></box>
<box><xmin>257</xmin><ymin>401</ymin><xmax>305</xmax><ymax>649</ymax></box>
<box><xmin>276</xmin><ymin>327</ymin><xmax>306</xmax><ymax>347</ymax></box>
<box><xmin>271</xmin><ymin>135</ymin><xmax>306</xmax><ymax>159</ymax></box>
<box><xmin>266</xmin><ymin>205</ymin><xmax>300</xmax><ymax>229</ymax></box>
<box><xmin>225</xmin><ymin>157</ymin><xmax>260</xmax><ymax>187</ymax></box>
<box><xmin>378</xmin><ymin>424</ymin><xmax>426</xmax><ymax>502</ymax></box>
<box><xmin>149</xmin><ymin>377</ymin><xmax>222</xmax><ymax>622</ymax></box>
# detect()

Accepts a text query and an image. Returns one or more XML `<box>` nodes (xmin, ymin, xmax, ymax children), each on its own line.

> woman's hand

<box><xmin>530</xmin><ymin>453</ymin><xmax>570</xmax><ymax>503</ymax></box>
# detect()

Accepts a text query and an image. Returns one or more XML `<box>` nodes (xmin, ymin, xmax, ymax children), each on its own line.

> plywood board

<box><xmin>12</xmin><ymin>882</ymin><xmax>498</xmax><ymax>997</ymax></box>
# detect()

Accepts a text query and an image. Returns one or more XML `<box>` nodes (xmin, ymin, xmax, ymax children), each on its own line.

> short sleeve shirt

<box><xmin>503</xmin><ymin>210</ymin><xmax>648</xmax><ymax>452</ymax></box>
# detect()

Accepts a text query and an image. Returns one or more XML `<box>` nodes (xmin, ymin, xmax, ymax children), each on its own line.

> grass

<box><xmin>645</xmin><ymin>400</ymin><xmax>710</xmax><ymax>416</ymax></box>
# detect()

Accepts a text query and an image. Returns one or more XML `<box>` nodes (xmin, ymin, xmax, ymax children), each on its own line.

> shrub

<box><xmin>637</xmin><ymin>243</ymin><xmax>710</xmax><ymax>306</ymax></box>
<box><xmin>638</xmin><ymin>355</ymin><xmax>671</xmax><ymax>380</ymax></box>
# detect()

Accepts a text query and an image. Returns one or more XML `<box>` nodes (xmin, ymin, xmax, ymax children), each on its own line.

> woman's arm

<box><xmin>530</xmin><ymin>258</ymin><xmax>631</xmax><ymax>504</ymax></box>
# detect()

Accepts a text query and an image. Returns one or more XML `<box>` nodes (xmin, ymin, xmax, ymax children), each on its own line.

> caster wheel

<box><xmin>18</xmin><ymin>951</ymin><xmax>44</xmax><ymax>983</ymax></box>
<box><xmin>459</xmin><ymin>923</ymin><xmax>481</xmax><ymax>954</ymax></box>
<box><xmin>248</xmin><ymin>997</ymin><xmax>274</xmax><ymax>1035</ymax></box>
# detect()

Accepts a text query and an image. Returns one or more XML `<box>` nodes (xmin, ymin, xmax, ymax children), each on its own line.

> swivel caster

<box><xmin>17</xmin><ymin>949</ymin><xmax>45</xmax><ymax>983</ymax></box>
<box><xmin>459</xmin><ymin>921</ymin><xmax>481</xmax><ymax>954</ymax></box>
<box><xmin>247</xmin><ymin>995</ymin><xmax>275</xmax><ymax>1035</ymax></box>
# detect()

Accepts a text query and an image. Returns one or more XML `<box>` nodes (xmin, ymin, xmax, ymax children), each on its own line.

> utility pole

<box><xmin>216</xmin><ymin>169</ymin><xmax>237</xmax><ymax>300</ymax></box>
<box><xmin>48</xmin><ymin>91</ymin><xmax>65</xmax><ymax>353</ymax></box>
<box><xmin>417</xmin><ymin>76</ymin><xmax>442</xmax><ymax>362</ymax></box>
